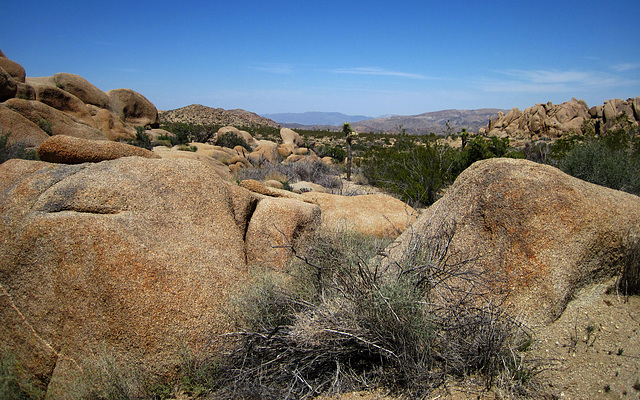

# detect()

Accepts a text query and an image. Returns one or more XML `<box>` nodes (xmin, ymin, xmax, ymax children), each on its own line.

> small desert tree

<box><xmin>343</xmin><ymin>122</ymin><xmax>354</xmax><ymax>181</ymax></box>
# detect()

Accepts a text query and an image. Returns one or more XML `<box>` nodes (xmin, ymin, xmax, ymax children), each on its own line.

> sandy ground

<box><xmin>318</xmin><ymin>279</ymin><xmax>640</xmax><ymax>400</ymax></box>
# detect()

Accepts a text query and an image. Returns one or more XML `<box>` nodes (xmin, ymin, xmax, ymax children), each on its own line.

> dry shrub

<box><xmin>212</xmin><ymin>224</ymin><xmax>543</xmax><ymax>399</ymax></box>
<box><xmin>236</xmin><ymin>159</ymin><xmax>342</xmax><ymax>190</ymax></box>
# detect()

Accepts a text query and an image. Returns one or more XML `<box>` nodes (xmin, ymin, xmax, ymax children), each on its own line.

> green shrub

<box><xmin>214</xmin><ymin>132</ymin><xmax>251</xmax><ymax>151</ymax></box>
<box><xmin>0</xmin><ymin>133</ymin><xmax>39</xmax><ymax>163</ymax></box>
<box><xmin>37</xmin><ymin>119</ymin><xmax>53</xmax><ymax>135</ymax></box>
<box><xmin>214</xmin><ymin>226</ymin><xmax>540</xmax><ymax>399</ymax></box>
<box><xmin>559</xmin><ymin>137</ymin><xmax>640</xmax><ymax>195</ymax></box>
<box><xmin>362</xmin><ymin>139</ymin><xmax>459</xmax><ymax>207</ymax></box>
<box><xmin>315</xmin><ymin>144</ymin><xmax>347</xmax><ymax>163</ymax></box>
<box><xmin>122</xmin><ymin>126</ymin><xmax>152</xmax><ymax>150</ymax></box>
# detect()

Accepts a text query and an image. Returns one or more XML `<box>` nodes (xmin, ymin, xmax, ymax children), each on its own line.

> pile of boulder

<box><xmin>480</xmin><ymin>97</ymin><xmax>640</xmax><ymax>143</ymax></box>
<box><xmin>0</xmin><ymin>49</ymin><xmax>158</xmax><ymax>150</ymax></box>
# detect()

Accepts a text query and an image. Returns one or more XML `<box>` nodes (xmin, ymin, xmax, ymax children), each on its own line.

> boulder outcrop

<box><xmin>4</xmin><ymin>98</ymin><xmax>106</xmax><ymax>140</ymax></box>
<box><xmin>0</xmin><ymin>157</ymin><xmax>321</xmax><ymax>398</ymax></box>
<box><xmin>0</xmin><ymin>103</ymin><xmax>49</xmax><ymax>147</ymax></box>
<box><xmin>481</xmin><ymin>97</ymin><xmax>640</xmax><ymax>141</ymax></box>
<box><xmin>53</xmin><ymin>73</ymin><xmax>110</xmax><ymax>109</ymax></box>
<box><xmin>385</xmin><ymin>158</ymin><xmax>640</xmax><ymax>325</ymax></box>
<box><xmin>37</xmin><ymin>134</ymin><xmax>160</xmax><ymax>163</ymax></box>
<box><xmin>107</xmin><ymin>88</ymin><xmax>159</xmax><ymax>128</ymax></box>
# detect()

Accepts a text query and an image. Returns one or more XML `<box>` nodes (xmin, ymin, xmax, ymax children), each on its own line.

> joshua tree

<box><xmin>343</xmin><ymin>122</ymin><xmax>354</xmax><ymax>181</ymax></box>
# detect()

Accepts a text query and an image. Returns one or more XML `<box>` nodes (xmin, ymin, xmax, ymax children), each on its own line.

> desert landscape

<box><xmin>1</xmin><ymin>46</ymin><xmax>640</xmax><ymax>400</ymax></box>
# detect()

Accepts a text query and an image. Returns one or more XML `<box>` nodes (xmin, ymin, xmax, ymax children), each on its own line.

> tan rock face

<box><xmin>107</xmin><ymin>88</ymin><xmax>159</xmax><ymax>127</ymax></box>
<box><xmin>0</xmin><ymin>157</ymin><xmax>321</xmax><ymax>397</ymax></box>
<box><xmin>302</xmin><ymin>192</ymin><xmax>418</xmax><ymax>238</ymax></box>
<box><xmin>0</xmin><ymin>57</ymin><xmax>26</xmax><ymax>83</ymax></box>
<box><xmin>0</xmin><ymin>103</ymin><xmax>49</xmax><ymax>147</ymax></box>
<box><xmin>385</xmin><ymin>158</ymin><xmax>640</xmax><ymax>326</ymax></box>
<box><xmin>245</xmin><ymin>197</ymin><xmax>321</xmax><ymax>268</ymax></box>
<box><xmin>37</xmin><ymin>134</ymin><xmax>160</xmax><ymax>163</ymax></box>
<box><xmin>0</xmin><ymin>67</ymin><xmax>17</xmax><ymax>101</ymax></box>
<box><xmin>280</xmin><ymin>127</ymin><xmax>304</xmax><ymax>147</ymax></box>
<box><xmin>33</xmin><ymin>84</ymin><xmax>95</xmax><ymax>124</ymax></box>
<box><xmin>53</xmin><ymin>73</ymin><xmax>109</xmax><ymax>108</ymax></box>
<box><xmin>4</xmin><ymin>98</ymin><xmax>106</xmax><ymax>140</ymax></box>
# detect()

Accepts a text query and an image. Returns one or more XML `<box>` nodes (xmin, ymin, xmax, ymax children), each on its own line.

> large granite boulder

<box><xmin>0</xmin><ymin>103</ymin><xmax>49</xmax><ymax>147</ymax></box>
<box><xmin>4</xmin><ymin>98</ymin><xmax>106</xmax><ymax>140</ymax></box>
<box><xmin>37</xmin><ymin>134</ymin><xmax>160</xmax><ymax>163</ymax></box>
<box><xmin>53</xmin><ymin>73</ymin><xmax>110</xmax><ymax>109</ymax></box>
<box><xmin>0</xmin><ymin>67</ymin><xmax>17</xmax><ymax>101</ymax></box>
<box><xmin>0</xmin><ymin>55</ymin><xmax>26</xmax><ymax>83</ymax></box>
<box><xmin>301</xmin><ymin>192</ymin><xmax>418</xmax><ymax>238</ymax></box>
<box><xmin>107</xmin><ymin>88</ymin><xmax>159</xmax><ymax>127</ymax></box>
<box><xmin>33</xmin><ymin>83</ymin><xmax>95</xmax><ymax>125</ymax></box>
<box><xmin>385</xmin><ymin>158</ymin><xmax>640</xmax><ymax>326</ymax></box>
<box><xmin>0</xmin><ymin>157</ymin><xmax>320</xmax><ymax>398</ymax></box>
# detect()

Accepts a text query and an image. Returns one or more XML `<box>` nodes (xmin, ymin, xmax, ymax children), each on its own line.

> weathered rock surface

<box><xmin>153</xmin><ymin>145</ymin><xmax>233</xmax><ymax>180</ymax></box>
<box><xmin>0</xmin><ymin>157</ymin><xmax>321</xmax><ymax>397</ymax></box>
<box><xmin>245</xmin><ymin>197</ymin><xmax>321</xmax><ymax>268</ymax></box>
<box><xmin>280</xmin><ymin>127</ymin><xmax>304</xmax><ymax>147</ymax></box>
<box><xmin>0</xmin><ymin>67</ymin><xmax>17</xmax><ymax>101</ymax></box>
<box><xmin>4</xmin><ymin>98</ymin><xmax>106</xmax><ymax>140</ymax></box>
<box><xmin>302</xmin><ymin>192</ymin><xmax>418</xmax><ymax>238</ymax></box>
<box><xmin>37</xmin><ymin>134</ymin><xmax>160</xmax><ymax>163</ymax></box>
<box><xmin>33</xmin><ymin>83</ymin><xmax>95</xmax><ymax>125</ymax></box>
<box><xmin>0</xmin><ymin>103</ymin><xmax>49</xmax><ymax>147</ymax></box>
<box><xmin>0</xmin><ymin>56</ymin><xmax>26</xmax><ymax>83</ymax></box>
<box><xmin>107</xmin><ymin>88</ymin><xmax>159</xmax><ymax>127</ymax></box>
<box><xmin>385</xmin><ymin>158</ymin><xmax>640</xmax><ymax>325</ymax></box>
<box><xmin>53</xmin><ymin>73</ymin><xmax>109</xmax><ymax>108</ymax></box>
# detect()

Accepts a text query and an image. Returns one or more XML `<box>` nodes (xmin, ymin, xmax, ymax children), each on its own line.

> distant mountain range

<box><xmin>266</xmin><ymin>109</ymin><xmax>507</xmax><ymax>134</ymax></box>
<box><xmin>159</xmin><ymin>105</ymin><xmax>507</xmax><ymax>135</ymax></box>
<box><xmin>263</xmin><ymin>112</ymin><xmax>373</xmax><ymax>126</ymax></box>
<box><xmin>352</xmin><ymin>109</ymin><xmax>507</xmax><ymax>134</ymax></box>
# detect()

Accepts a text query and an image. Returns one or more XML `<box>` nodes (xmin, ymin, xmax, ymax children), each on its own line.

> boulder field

<box><xmin>1</xmin><ymin>153</ymin><xmax>640</xmax><ymax>397</ymax></box>
<box><xmin>0</xmin><ymin>48</ymin><xmax>158</xmax><ymax>149</ymax></box>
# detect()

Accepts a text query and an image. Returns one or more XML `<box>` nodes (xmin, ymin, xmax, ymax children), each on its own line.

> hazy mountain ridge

<box><xmin>352</xmin><ymin>108</ymin><xmax>507</xmax><ymax>134</ymax></box>
<box><xmin>263</xmin><ymin>111</ymin><xmax>373</xmax><ymax>126</ymax></box>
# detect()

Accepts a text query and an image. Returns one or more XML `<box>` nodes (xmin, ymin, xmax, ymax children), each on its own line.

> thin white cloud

<box><xmin>611</xmin><ymin>63</ymin><xmax>640</xmax><ymax>72</ymax></box>
<box><xmin>248</xmin><ymin>63</ymin><xmax>294</xmax><ymax>74</ymax></box>
<box><xmin>333</xmin><ymin>67</ymin><xmax>431</xmax><ymax>80</ymax></box>
<box><xmin>479</xmin><ymin>68</ymin><xmax>632</xmax><ymax>93</ymax></box>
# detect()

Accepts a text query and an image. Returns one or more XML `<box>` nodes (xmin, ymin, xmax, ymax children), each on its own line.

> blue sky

<box><xmin>2</xmin><ymin>0</ymin><xmax>639</xmax><ymax>116</ymax></box>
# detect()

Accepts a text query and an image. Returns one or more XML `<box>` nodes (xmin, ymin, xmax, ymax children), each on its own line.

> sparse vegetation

<box><xmin>0</xmin><ymin>132</ymin><xmax>39</xmax><ymax>163</ymax></box>
<box><xmin>213</xmin><ymin>225</ymin><xmax>540</xmax><ymax>399</ymax></box>
<box><xmin>214</xmin><ymin>131</ymin><xmax>251</xmax><ymax>151</ymax></box>
<box><xmin>123</xmin><ymin>126</ymin><xmax>153</xmax><ymax>150</ymax></box>
<box><xmin>236</xmin><ymin>158</ymin><xmax>342</xmax><ymax>189</ymax></box>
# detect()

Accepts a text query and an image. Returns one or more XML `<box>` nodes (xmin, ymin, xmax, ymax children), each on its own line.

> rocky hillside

<box><xmin>352</xmin><ymin>108</ymin><xmax>505</xmax><ymax>134</ymax></box>
<box><xmin>159</xmin><ymin>104</ymin><xmax>279</xmax><ymax>128</ymax></box>
<box><xmin>480</xmin><ymin>97</ymin><xmax>640</xmax><ymax>142</ymax></box>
